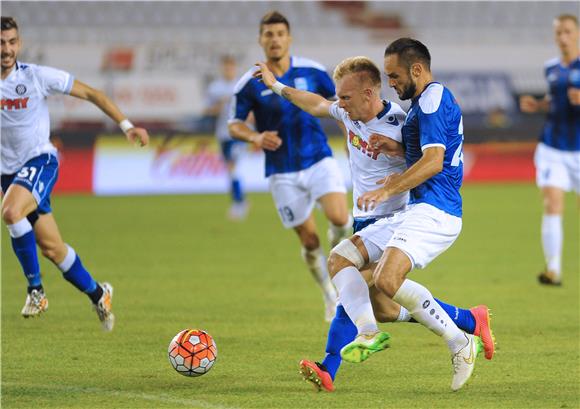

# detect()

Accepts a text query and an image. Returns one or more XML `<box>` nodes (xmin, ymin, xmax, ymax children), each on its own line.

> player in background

<box><xmin>204</xmin><ymin>55</ymin><xmax>249</xmax><ymax>221</ymax></box>
<box><xmin>519</xmin><ymin>14</ymin><xmax>580</xmax><ymax>286</ymax></box>
<box><xmin>1</xmin><ymin>17</ymin><xmax>149</xmax><ymax>330</ymax></box>
<box><xmin>255</xmin><ymin>56</ymin><xmax>494</xmax><ymax>392</ymax></box>
<box><xmin>322</xmin><ymin>38</ymin><xmax>487</xmax><ymax>391</ymax></box>
<box><xmin>228</xmin><ymin>11</ymin><xmax>352</xmax><ymax>321</ymax></box>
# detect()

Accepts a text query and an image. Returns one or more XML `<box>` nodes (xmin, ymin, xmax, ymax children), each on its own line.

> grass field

<box><xmin>1</xmin><ymin>184</ymin><xmax>578</xmax><ymax>409</ymax></box>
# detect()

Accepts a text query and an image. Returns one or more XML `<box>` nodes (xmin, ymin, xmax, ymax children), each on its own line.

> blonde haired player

<box><xmin>255</xmin><ymin>54</ymin><xmax>494</xmax><ymax>392</ymax></box>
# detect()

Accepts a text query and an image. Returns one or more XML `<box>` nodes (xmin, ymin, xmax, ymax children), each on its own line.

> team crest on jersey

<box><xmin>386</xmin><ymin>115</ymin><xmax>399</xmax><ymax>126</ymax></box>
<box><xmin>570</xmin><ymin>69</ymin><xmax>580</xmax><ymax>83</ymax></box>
<box><xmin>294</xmin><ymin>77</ymin><xmax>308</xmax><ymax>91</ymax></box>
<box><xmin>15</xmin><ymin>84</ymin><xmax>27</xmax><ymax>95</ymax></box>
<box><xmin>547</xmin><ymin>72</ymin><xmax>558</xmax><ymax>83</ymax></box>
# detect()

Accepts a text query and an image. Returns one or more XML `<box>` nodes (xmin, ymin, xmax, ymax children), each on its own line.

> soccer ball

<box><xmin>168</xmin><ymin>329</ymin><xmax>217</xmax><ymax>377</ymax></box>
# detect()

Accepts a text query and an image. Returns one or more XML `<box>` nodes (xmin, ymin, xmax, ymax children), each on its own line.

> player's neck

<box><xmin>414</xmin><ymin>74</ymin><xmax>434</xmax><ymax>98</ymax></box>
<box><xmin>561</xmin><ymin>48</ymin><xmax>579</xmax><ymax>65</ymax></box>
<box><xmin>1</xmin><ymin>66</ymin><xmax>15</xmax><ymax>80</ymax></box>
<box><xmin>267</xmin><ymin>55</ymin><xmax>291</xmax><ymax>77</ymax></box>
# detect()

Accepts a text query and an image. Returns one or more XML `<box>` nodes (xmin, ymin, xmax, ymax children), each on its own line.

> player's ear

<box><xmin>410</xmin><ymin>62</ymin><xmax>422</xmax><ymax>79</ymax></box>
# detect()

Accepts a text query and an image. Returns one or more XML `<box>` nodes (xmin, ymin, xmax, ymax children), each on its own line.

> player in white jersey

<box><xmin>1</xmin><ymin>17</ymin><xmax>149</xmax><ymax>330</ymax></box>
<box><xmin>204</xmin><ymin>55</ymin><xmax>249</xmax><ymax>220</ymax></box>
<box><xmin>255</xmin><ymin>55</ymin><xmax>494</xmax><ymax>391</ymax></box>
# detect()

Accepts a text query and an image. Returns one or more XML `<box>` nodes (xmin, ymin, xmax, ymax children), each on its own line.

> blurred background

<box><xmin>3</xmin><ymin>0</ymin><xmax>578</xmax><ymax>196</ymax></box>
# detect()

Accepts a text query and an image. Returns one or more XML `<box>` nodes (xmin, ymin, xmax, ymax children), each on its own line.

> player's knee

<box><xmin>328</xmin><ymin>239</ymin><xmax>364</xmax><ymax>276</ymax></box>
<box><xmin>328</xmin><ymin>212</ymin><xmax>349</xmax><ymax>227</ymax></box>
<box><xmin>1</xmin><ymin>204</ymin><xmax>25</xmax><ymax>225</ymax></box>
<box><xmin>299</xmin><ymin>231</ymin><xmax>320</xmax><ymax>250</ymax></box>
<box><xmin>373</xmin><ymin>304</ymin><xmax>400</xmax><ymax>323</ymax></box>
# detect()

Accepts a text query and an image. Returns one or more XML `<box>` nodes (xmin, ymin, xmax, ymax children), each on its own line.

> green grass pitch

<box><xmin>2</xmin><ymin>184</ymin><xmax>578</xmax><ymax>408</ymax></box>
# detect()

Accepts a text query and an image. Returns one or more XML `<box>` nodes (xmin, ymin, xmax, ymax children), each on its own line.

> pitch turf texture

<box><xmin>2</xmin><ymin>184</ymin><xmax>578</xmax><ymax>409</ymax></box>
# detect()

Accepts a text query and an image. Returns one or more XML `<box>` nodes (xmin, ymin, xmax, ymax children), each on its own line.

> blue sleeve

<box><xmin>316</xmin><ymin>69</ymin><xmax>336</xmax><ymax>98</ymax></box>
<box><xmin>418</xmin><ymin>107</ymin><xmax>448</xmax><ymax>149</ymax></box>
<box><xmin>231</xmin><ymin>83</ymin><xmax>253</xmax><ymax>122</ymax></box>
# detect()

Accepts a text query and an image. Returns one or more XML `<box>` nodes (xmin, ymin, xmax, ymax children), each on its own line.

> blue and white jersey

<box><xmin>229</xmin><ymin>56</ymin><xmax>335</xmax><ymax>177</ymax></box>
<box><xmin>402</xmin><ymin>83</ymin><xmax>464</xmax><ymax>217</ymax></box>
<box><xmin>1</xmin><ymin>62</ymin><xmax>74</xmax><ymax>174</ymax></box>
<box><xmin>541</xmin><ymin>56</ymin><xmax>580</xmax><ymax>152</ymax></box>
<box><xmin>205</xmin><ymin>77</ymin><xmax>237</xmax><ymax>142</ymax></box>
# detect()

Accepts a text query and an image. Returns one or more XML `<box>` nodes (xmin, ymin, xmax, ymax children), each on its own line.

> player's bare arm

<box><xmin>519</xmin><ymin>94</ymin><xmax>550</xmax><ymax>113</ymax></box>
<box><xmin>357</xmin><ymin>146</ymin><xmax>444</xmax><ymax>211</ymax></box>
<box><xmin>228</xmin><ymin>121</ymin><xmax>282</xmax><ymax>151</ymax></box>
<box><xmin>253</xmin><ymin>62</ymin><xmax>332</xmax><ymax>118</ymax></box>
<box><xmin>368</xmin><ymin>133</ymin><xmax>405</xmax><ymax>157</ymax></box>
<box><xmin>69</xmin><ymin>80</ymin><xmax>149</xmax><ymax>147</ymax></box>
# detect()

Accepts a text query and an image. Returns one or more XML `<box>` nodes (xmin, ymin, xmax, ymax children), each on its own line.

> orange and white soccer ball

<box><xmin>168</xmin><ymin>329</ymin><xmax>217</xmax><ymax>377</ymax></box>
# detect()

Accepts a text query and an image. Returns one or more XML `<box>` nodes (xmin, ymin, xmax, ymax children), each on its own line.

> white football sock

<box><xmin>542</xmin><ymin>214</ymin><xmax>562</xmax><ymax>278</ymax></box>
<box><xmin>301</xmin><ymin>247</ymin><xmax>336</xmax><ymax>303</ymax></box>
<box><xmin>393</xmin><ymin>279</ymin><xmax>466</xmax><ymax>353</ymax></box>
<box><xmin>332</xmin><ymin>266</ymin><xmax>378</xmax><ymax>334</ymax></box>
<box><xmin>396</xmin><ymin>305</ymin><xmax>412</xmax><ymax>322</ymax></box>
<box><xmin>6</xmin><ymin>218</ymin><xmax>33</xmax><ymax>238</ymax></box>
<box><xmin>328</xmin><ymin>215</ymin><xmax>353</xmax><ymax>249</ymax></box>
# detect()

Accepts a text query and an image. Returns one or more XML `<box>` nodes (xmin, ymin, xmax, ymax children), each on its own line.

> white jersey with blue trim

<box><xmin>329</xmin><ymin>100</ymin><xmax>408</xmax><ymax>219</ymax></box>
<box><xmin>205</xmin><ymin>77</ymin><xmax>237</xmax><ymax>142</ymax></box>
<box><xmin>1</xmin><ymin>62</ymin><xmax>74</xmax><ymax>174</ymax></box>
<box><xmin>402</xmin><ymin>82</ymin><xmax>464</xmax><ymax>217</ymax></box>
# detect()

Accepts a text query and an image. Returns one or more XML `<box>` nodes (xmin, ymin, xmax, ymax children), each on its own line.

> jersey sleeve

<box><xmin>315</xmin><ymin>69</ymin><xmax>336</xmax><ymax>99</ymax></box>
<box><xmin>418</xmin><ymin>106</ymin><xmax>448</xmax><ymax>150</ymax></box>
<box><xmin>229</xmin><ymin>82</ymin><xmax>253</xmax><ymax>123</ymax></box>
<box><xmin>35</xmin><ymin>65</ymin><xmax>74</xmax><ymax>96</ymax></box>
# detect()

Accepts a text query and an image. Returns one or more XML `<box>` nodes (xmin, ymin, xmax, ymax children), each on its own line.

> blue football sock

<box><xmin>322</xmin><ymin>305</ymin><xmax>358</xmax><ymax>380</ymax></box>
<box><xmin>434</xmin><ymin>298</ymin><xmax>475</xmax><ymax>334</ymax></box>
<box><xmin>58</xmin><ymin>246</ymin><xmax>97</xmax><ymax>294</ymax></box>
<box><xmin>231</xmin><ymin>179</ymin><xmax>244</xmax><ymax>203</ymax></box>
<box><xmin>11</xmin><ymin>230</ymin><xmax>42</xmax><ymax>288</ymax></box>
<box><xmin>8</xmin><ymin>219</ymin><xmax>42</xmax><ymax>288</ymax></box>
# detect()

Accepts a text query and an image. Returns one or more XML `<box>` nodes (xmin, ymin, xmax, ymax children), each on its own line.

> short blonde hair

<box><xmin>332</xmin><ymin>56</ymin><xmax>382</xmax><ymax>89</ymax></box>
<box><xmin>555</xmin><ymin>14</ymin><xmax>578</xmax><ymax>27</ymax></box>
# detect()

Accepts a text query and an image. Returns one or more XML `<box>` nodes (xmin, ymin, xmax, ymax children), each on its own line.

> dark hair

<box><xmin>384</xmin><ymin>38</ymin><xmax>431</xmax><ymax>71</ymax></box>
<box><xmin>259</xmin><ymin>11</ymin><xmax>290</xmax><ymax>34</ymax></box>
<box><xmin>1</xmin><ymin>16</ymin><xmax>18</xmax><ymax>31</ymax></box>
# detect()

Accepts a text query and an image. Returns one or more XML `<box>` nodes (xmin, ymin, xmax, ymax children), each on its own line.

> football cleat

<box><xmin>538</xmin><ymin>270</ymin><xmax>561</xmax><ymax>286</ymax></box>
<box><xmin>451</xmin><ymin>334</ymin><xmax>477</xmax><ymax>391</ymax></box>
<box><xmin>340</xmin><ymin>330</ymin><xmax>391</xmax><ymax>363</ymax></box>
<box><xmin>228</xmin><ymin>202</ymin><xmax>249</xmax><ymax>221</ymax></box>
<box><xmin>21</xmin><ymin>289</ymin><xmax>48</xmax><ymax>318</ymax></box>
<box><xmin>299</xmin><ymin>360</ymin><xmax>334</xmax><ymax>392</ymax></box>
<box><xmin>470</xmin><ymin>305</ymin><xmax>496</xmax><ymax>360</ymax></box>
<box><xmin>94</xmin><ymin>282</ymin><xmax>115</xmax><ymax>331</ymax></box>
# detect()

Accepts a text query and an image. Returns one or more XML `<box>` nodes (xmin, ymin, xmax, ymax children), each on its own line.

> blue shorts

<box><xmin>353</xmin><ymin>217</ymin><xmax>379</xmax><ymax>234</ymax></box>
<box><xmin>1</xmin><ymin>153</ymin><xmax>59</xmax><ymax>214</ymax></box>
<box><xmin>220</xmin><ymin>140</ymin><xmax>245</xmax><ymax>162</ymax></box>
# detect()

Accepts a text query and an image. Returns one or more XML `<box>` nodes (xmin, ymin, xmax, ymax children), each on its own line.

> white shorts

<box><xmin>268</xmin><ymin>157</ymin><xmax>347</xmax><ymax>228</ymax></box>
<box><xmin>534</xmin><ymin>143</ymin><xmax>580</xmax><ymax>193</ymax></box>
<box><xmin>356</xmin><ymin>203</ymin><xmax>462</xmax><ymax>270</ymax></box>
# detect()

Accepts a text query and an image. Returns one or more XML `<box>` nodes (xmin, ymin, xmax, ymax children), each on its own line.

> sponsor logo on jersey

<box><xmin>386</xmin><ymin>115</ymin><xmax>399</xmax><ymax>126</ymax></box>
<box><xmin>294</xmin><ymin>77</ymin><xmax>308</xmax><ymax>91</ymax></box>
<box><xmin>348</xmin><ymin>130</ymin><xmax>380</xmax><ymax>160</ymax></box>
<box><xmin>570</xmin><ymin>69</ymin><xmax>580</xmax><ymax>83</ymax></box>
<box><xmin>1</xmin><ymin>97</ymin><xmax>29</xmax><ymax>110</ymax></box>
<box><xmin>260</xmin><ymin>89</ymin><xmax>273</xmax><ymax>97</ymax></box>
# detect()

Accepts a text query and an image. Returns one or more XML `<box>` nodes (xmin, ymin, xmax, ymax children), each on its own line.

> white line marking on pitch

<box><xmin>3</xmin><ymin>382</ymin><xmax>239</xmax><ymax>409</ymax></box>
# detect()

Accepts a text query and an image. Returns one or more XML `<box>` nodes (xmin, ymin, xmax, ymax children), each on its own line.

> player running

<box><xmin>204</xmin><ymin>55</ymin><xmax>249</xmax><ymax>221</ymax></box>
<box><xmin>519</xmin><ymin>14</ymin><xmax>580</xmax><ymax>286</ymax></box>
<box><xmin>327</xmin><ymin>38</ymin><xmax>490</xmax><ymax>391</ymax></box>
<box><xmin>255</xmin><ymin>55</ymin><xmax>494</xmax><ymax>392</ymax></box>
<box><xmin>1</xmin><ymin>17</ymin><xmax>149</xmax><ymax>331</ymax></box>
<box><xmin>228</xmin><ymin>11</ymin><xmax>351</xmax><ymax>321</ymax></box>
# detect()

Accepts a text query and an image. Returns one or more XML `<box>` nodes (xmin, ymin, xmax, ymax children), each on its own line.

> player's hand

<box><xmin>368</xmin><ymin>133</ymin><xmax>404</xmax><ymax>157</ymax></box>
<box><xmin>253</xmin><ymin>62</ymin><xmax>277</xmax><ymax>89</ymax></box>
<box><xmin>519</xmin><ymin>95</ymin><xmax>539</xmax><ymax>113</ymax></box>
<box><xmin>252</xmin><ymin>131</ymin><xmax>282</xmax><ymax>151</ymax></box>
<box><xmin>357</xmin><ymin>186</ymin><xmax>390</xmax><ymax>212</ymax></box>
<box><xmin>567</xmin><ymin>88</ymin><xmax>580</xmax><ymax>105</ymax></box>
<box><xmin>126</xmin><ymin>127</ymin><xmax>150</xmax><ymax>147</ymax></box>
